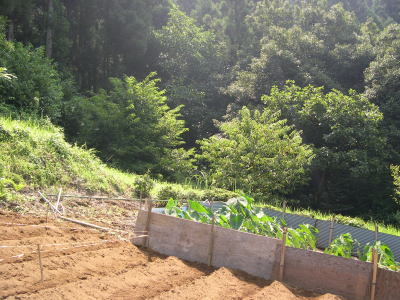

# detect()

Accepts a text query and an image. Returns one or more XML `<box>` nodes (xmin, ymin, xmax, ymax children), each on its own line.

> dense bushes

<box><xmin>64</xmin><ymin>73</ymin><xmax>194</xmax><ymax>180</ymax></box>
<box><xmin>0</xmin><ymin>20</ymin><xmax>63</xmax><ymax>120</ymax></box>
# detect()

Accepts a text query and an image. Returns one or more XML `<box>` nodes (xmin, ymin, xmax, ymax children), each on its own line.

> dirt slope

<box><xmin>0</xmin><ymin>212</ymin><xmax>345</xmax><ymax>300</ymax></box>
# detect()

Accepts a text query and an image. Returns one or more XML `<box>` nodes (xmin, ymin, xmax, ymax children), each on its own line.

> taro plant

<box><xmin>287</xmin><ymin>224</ymin><xmax>318</xmax><ymax>250</ymax></box>
<box><xmin>165</xmin><ymin>194</ymin><xmax>318</xmax><ymax>250</ymax></box>
<box><xmin>324</xmin><ymin>233</ymin><xmax>358</xmax><ymax>258</ymax></box>
<box><xmin>360</xmin><ymin>241</ymin><xmax>399</xmax><ymax>271</ymax></box>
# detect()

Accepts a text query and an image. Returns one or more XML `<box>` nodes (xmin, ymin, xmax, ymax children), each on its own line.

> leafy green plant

<box><xmin>324</xmin><ymin>233</ymin><xmax>358</xmax><ymax>258</ymax></box>
<box><xmin>165</xmin><ymin>194</ymin><xmax>318</xmax><ymax>250</ymax></box>
<box><xmin>134</xmin><ymin>173</ymin><xmax>154</xmax><ymax>198</ymax></box>
<box><xmin>361</xmin><ymin>241</ymin><xmax>399</xmax><ymax>271</ymax></box>
<box><xmin>287</xmin><ymin>224</ymin><xmax>318</xmax><ymax>250</ymax></box>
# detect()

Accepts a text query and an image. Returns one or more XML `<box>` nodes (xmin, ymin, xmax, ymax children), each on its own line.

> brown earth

<box><xmin>0</xmin><ymin>211</ymin><xmax>345</xmax><ymax>300</ymax></box>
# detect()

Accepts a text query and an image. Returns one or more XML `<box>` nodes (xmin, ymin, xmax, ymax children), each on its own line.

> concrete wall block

<box><xmin>212</xmin><ymin>225</ymin><xmax>281</xmax><ymax>280</ymax></box>
<box><xmin>284</xmin><ymin>247</ymin><xmax>371</xmax><ymax>300</ymax></box>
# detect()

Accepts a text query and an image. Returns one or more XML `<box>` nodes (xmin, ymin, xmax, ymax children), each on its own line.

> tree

<box><xmin>364</xmin><ymin>24</ymin><xmax>400</xmax><ymax>164</ymax></box>
<box><xmin>228</xmin><ymin>2</ymin><xmax>367</xmax><ymax>108</ymax></box>
<box><xmin>155</xmin><ymin>6</ymin><xmax>229</xmax><ymax>146</ymax></box>
<box><xmin>198</xmin><ymin>106</ymin><xmax>314</xmax><ymax>199</ymax></box>
<box><xmin>0</xmin><ymin>22</ymin><xmax>63</xmax><ymax>120</ymax></box>
<box><xmin>62</xmin><ymin>0</ymin><xmax>161</xmax><ymax>91</ymax></box>
<box><xmin>65</xmin><ymin>73</ymin><xmax>193</xmax><ymax>179</ymax></box>
<box><xmin>392</xmin><ymin>165</ymin><xmax>400</xmax><ymax>206</ymax></box>
<box><xmin>46</xmin><ymin>0</ymin><xmax>54</xmax><ymax>58</ymax></box>
<box><xmin>262</xmin><ymin>82</ymin><xmax>393</xmax><ymax>215</ymax></box>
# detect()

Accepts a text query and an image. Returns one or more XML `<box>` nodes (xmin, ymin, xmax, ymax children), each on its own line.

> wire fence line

<box><xmin>45</xmin><ymin>194</ymin><xmax>172</xmax><ymax>202</ymax></box>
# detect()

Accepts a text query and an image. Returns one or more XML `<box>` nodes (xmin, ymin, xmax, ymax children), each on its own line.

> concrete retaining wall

<box><xmin>134</xmin><ymin>210</ymin><xmax>400</xmax><ymax>300</ymax></box>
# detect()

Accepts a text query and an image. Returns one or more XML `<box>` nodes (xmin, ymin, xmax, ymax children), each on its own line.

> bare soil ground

<box><xmin>0</xmin><ymin>211</ymin><xmax>345</xmax><ymax>300</ymax></box>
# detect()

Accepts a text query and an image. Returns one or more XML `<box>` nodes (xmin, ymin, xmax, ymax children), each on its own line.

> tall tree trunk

<box><xmin>7</xmin><ymin>20</ymin><xmax>14</xmax><ymax>41</ymax></box>
<box><xmin>46</xmin><ymin>0</ymin><xmax>54</xmax><ymax>58</ymax></box>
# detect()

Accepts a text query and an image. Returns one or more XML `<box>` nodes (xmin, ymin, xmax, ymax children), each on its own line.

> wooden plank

<box><xmin>143</xmin><ymin>200</ymin><xmax>153</xmax><ymax>247</ymax></box>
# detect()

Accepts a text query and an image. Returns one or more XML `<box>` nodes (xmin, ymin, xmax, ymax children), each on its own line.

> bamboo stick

<box><xmin>38</xmin><ymin>192</ymin><xmax>62</xmax><ymax>215</ymax></box>
<box><xmin>55</xmin><ymin>188</ymin><xmax>63</xmax><ymax>212</ymax></box>
<box><xmin>57</xmin><ymin>216</ymin><xmax>113</xmax><ymax>232</ymax></box>
<box><xmin>37</xmin><ymin>244</ymin><xmax>44</xmax><ymax>282</ymax></box>
<box><xmin>370</xmin><ymin>248</ymin><xmax>379</xmax><ymax>300</ymax></box>
<box><xmin>279</xmin><ymin>227</ymin><xmax>287</xmax><ymax>281</ymax></box>
<box><xmin>207</xmin><ymin>200</ymin><xmax>215</xmax><ymax>266</ymax></box>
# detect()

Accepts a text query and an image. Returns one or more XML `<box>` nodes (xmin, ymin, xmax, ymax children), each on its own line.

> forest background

<box><xmin>1</xmin><ymin>0</ymin><xmax>400</xmax><ymax>225</ymax></box>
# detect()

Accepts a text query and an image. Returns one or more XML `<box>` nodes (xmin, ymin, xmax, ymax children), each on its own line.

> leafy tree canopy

<box><xmin>65</xmin><ymin>73</ymin><xmax>193</xmax><ymax>180</ymax></box>
<box><xmin>262</xmin><ymin>82</ymin><xmax>393</xmax><ymax>216</ymax></box>
<box><xmin>198</xmin><ymin>106</ymin><xmax>314</xmax><ymax>199</ymax></box>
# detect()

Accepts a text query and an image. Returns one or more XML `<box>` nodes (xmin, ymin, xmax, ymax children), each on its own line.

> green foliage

<box><xmin>65</xmin><ymin>73</ymin><xmax>193</xmax><ymax>180</ymax></box>
<box><xmin>2</xmin><ymin>0</ymin><xmax>400</xmax><ymax>225</ymax></box>
<box><xmin>201</xmin><ymin>188</ymin><xmax>238</xmax><ymax>202</ymax></box>
<box><xmin>0</xmin><ymin>67</ymin><xmax>16</xmax><ymax>81</ymax></box>
<box><xmin>361</xmin><ymin>241</ymin><xmax>399</xmax><ymax>271</ymax></box>
<box><xmin>0</xmin><ymin>27</ymin><xmax>63</xmax><ymax>120</ymax></box>
<box><xmin>156</xmin><ymin>185</ymin><xmax>182</xmax><ymax>201</ymax></box>
<box><xmin>261</xmin><ymin>82</ymin><xmax>392</xmax><ymax>214</ymax></box>
<box><xmin>325</xmin><ymin>233</ymin><xmax>358</xmax><ymax>258</ymax></box>
<box><xmin>198</xmin><ymin>106</ymin><xmax>314</xmax><ymax>199</ymax></box>
<box><xmin>134</xmin><ymin>173</ymin><xmax>154</xmax><ymax>198</ymax></box>
<box><xmin>155</xmin><ymin>6</ymin><xmax>229</xmax><ymax>145</ymax></box>
<box><xmin>228</xmin><ymin>0</ymin><xmax>367</xmax><ymax>105</ymax></box>
<box><xmin>365</xmin><ymin>24</ymin><xmax>400</xmax><ymax>164</ymax></box>
<box><xmin>323</xmin><ymin>234</ymin><xmax>399</xmax><ymax>271</ymax></box>
<box><xmin>165</xmin><ymin>194</ymin><xmax>319</xmax><ymax>250</ymax></box>
<box><xmin>392</xmin><ymin>165</ymin><xmax>400</xmax><ymax>206</ymax></box>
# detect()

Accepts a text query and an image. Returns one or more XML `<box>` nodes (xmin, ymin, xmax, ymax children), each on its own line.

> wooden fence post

<box><xmin>37</xmin><ymin>244</ymin><xmax>44</xmax><ymax>282</ymax></box>
<box><xmin>207</xmin><ymin>200</ymin><xmax>215</xmax><ymax>266</ymax></box>
<box><xmin>279</xmin><ymin>227</ymin><xmax>287</xmax><ymax>281</ymax></box>
<box><xmin>143</xmin><ymin>199</ymin><xmax>153</xmax><ymax>248</ymax></box>
<box><xmin>370</xmin><ymin>248</ymin><xmax>379</xmax><ymax>300</ymax></box>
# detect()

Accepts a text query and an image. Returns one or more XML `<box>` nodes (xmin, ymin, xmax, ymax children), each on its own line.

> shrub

<box><xmin>0</xmin><ymin>24</ymin><xmax>63</xmax><ymax>121</ymax></box>
<box><xmin>134</xmin><ymin>173</ymin><xmax>154</xmax><ymax>198</ymax></box>
<box><xmin>156</xmin><ymin>185</ymin><xmax>182</xmax><ymax>201</ymax></box>
<box><xmin>201</xmin><ymin>188</ymin><xmax>238</xmax><ymax>202</ymax></box>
